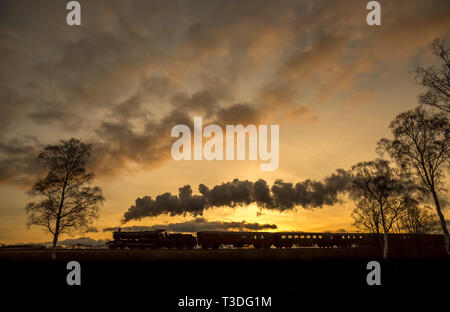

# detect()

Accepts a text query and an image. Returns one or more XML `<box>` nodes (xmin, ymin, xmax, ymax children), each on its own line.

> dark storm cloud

<box><xmin>103</xmin><ymin>217</ymin><xmax>277</xmax><ymax>233</ymax></box>
<box><xmin>122</xmin><ymin>169</ymin><xmax>350</xmax><ymax>222</ymax></box>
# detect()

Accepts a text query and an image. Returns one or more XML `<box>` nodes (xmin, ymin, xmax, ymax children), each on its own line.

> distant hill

<box><xmin>0</xmin><ymin>244</ymin><xmax>47</xmax><ymax>250</ymax></box>
<box><xmin>55</xmin><ymin>237</ymin><xmax>108</xmax><ymax>248</ymax></box>
<box><xmin>1</xmin><ymin>237</ymin><xmax>108</xmax><ymax>249</ymax></box>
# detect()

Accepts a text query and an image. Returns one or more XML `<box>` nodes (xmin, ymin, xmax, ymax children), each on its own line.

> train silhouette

<box><xmin>106</xmin><ymin>229</ymin><xmax>445</xmax><ymax>253</ymax></box>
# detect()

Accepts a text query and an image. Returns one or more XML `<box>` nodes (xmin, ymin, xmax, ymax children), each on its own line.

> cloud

<box><xmin>84</xmin><ymin>227</ymin><xmax>99</xmax><ymax>233</ymax></box>
<box><xmin>0</xmin><ymin>136</ymin><xmax>45</xmax><ymax>185</ymax></box>
<box><xmin>122</xmin><ymin>169</ymin><xmax>350</xmax><ymax>222</ymax></box>
<box><xmin>0</xmin><ymin>0</ymin><xmax>449</xmax><ymax>185</ymax></box>
<box><xmin>103</xmin><ymin>217</ymin><xmax>277</xmax><ymax>233</ymax></box>
<box><xmin>215</xmin><ymin>103</ymin><xmax>261</xmax><ymax>125</ymax></box>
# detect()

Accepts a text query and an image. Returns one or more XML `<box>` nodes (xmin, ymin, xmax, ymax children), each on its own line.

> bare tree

<box><xmin>378</xmin><ymin>107</ymin><xmax>450</xmax><ymax>254</ymax></box>
<box><xmin>415</xmin><ymin>38</ymin><xmax>450</xmax><ymax>113</ymax></box>
<box><xmin>397</xmin><ymin>204</ymin><xmax>440</xmax><ymax>234</ymax></box>
<box><xmin>350</xmin><ymin>159</ymin><xmax>416</xmax><ymax>259</ymax></box>
<box><xmin>25</xmin><ymin>138</ymin><xmax>104</xmax><ymax>259</ymax></box>
<box><xmin>352</xmin><ymin>198</ymin><xmax>381</xmax><ymax>235</ymax></box>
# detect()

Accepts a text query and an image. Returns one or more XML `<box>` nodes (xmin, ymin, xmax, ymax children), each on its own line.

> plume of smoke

<box><xmin>122</xmin><ymin>169</ymin><xmax>350</xmax><ymax>222</ymax></box>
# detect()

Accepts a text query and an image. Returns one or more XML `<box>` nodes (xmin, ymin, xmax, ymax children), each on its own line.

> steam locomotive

<box><xmin>107</xmin><ymin>229</ymin><xmax>445</xmax><ymax>252</ymax></box>
<box><xmin>106</xmin><ymin>229</ymin><xmax>196</xmax><ymax>249</ymax></box>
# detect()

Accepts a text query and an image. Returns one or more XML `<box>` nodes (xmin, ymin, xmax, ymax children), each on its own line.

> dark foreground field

<box><xmin>0</xmin><ymin>246</ymin><xmax>382</xmax><ymax>261</ymax></box>
<box><xmin>1</xmin><ymin>248</ymin><xmax>448</xmax><ymax>310</ymax></box>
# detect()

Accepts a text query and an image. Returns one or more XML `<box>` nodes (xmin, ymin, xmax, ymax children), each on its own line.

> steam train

<box><xmin>106</xmin><ymin>229</ymin><xmax>445</xmax><ymax>253</ymax></box>
<box><xmin>106</xmin><ymin>229</ymin><xmax>196</xmax><ymax>249</ymax></box>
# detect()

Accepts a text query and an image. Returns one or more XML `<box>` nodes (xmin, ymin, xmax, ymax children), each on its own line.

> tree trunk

<box><xmin>51</xmin><ymin>232</ymin><xmax>58</xmax><ymax>260</ymax></box>
<box><xmin>51</xmin><ymin>211</ymin><xmax>62</xmax><ymax>260</ymax></box>
<box><xmin>376</xmin><ymin>231</ymin><xmax>383</xmax><ymax>253</ymax></box>
<box><xmin>379</xmin><ymin>203</ymin><xmax>389</xmax><ymax>259</ymax></box>
<box><xmin>383</xmin><ymin>233</ymin><xmax>389</xmax><ymax>259</ymax></box>
<box><xmin>431</xmin><ymin>190</ymin><xmax>450</xmax><ymax>255</ymax></box>
<box><xmin>51</xmin><ymin>218</ymin><xmax>60</xmax><ymax>260</ymax></box>
<box><xmin>52</xmin><ymin>180</ymin><xmax>67</xmax><ymax>260</ymax></box>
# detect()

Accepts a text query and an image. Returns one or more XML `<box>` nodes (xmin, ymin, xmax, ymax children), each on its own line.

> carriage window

<box><xmin>319</xmin><ymin>235</ymin><xmax>322</xmax><ymax>239</ymax></box>
<box><xmin>300</xmin><ymin>235</ymin><xmax>304</xmax><ymax>239</ymax></box>
<box><xmin>294</xmin><ymin>235</ymin><xmax>298</xmax><ymax>239</ymax></box>
<box><xmin>282</xmin><ymin>235</ymin><xmax>286</xmax><ymax>239</ymax></box>
<box><xmin>288</xmin><ymin>235</ymin><xmax>292</xmax><ymax>239</ymax></box>
<box><xmin>312</xmin><ymin>235</ymin><xmax>316</xmax><ymax>239</ymax></box>
<box><xmin>306</xmin><ymin>235</ymin><xmax>310</xmax><ymax>239</ymax></box>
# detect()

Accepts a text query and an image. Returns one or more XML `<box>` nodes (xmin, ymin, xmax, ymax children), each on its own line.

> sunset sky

<box><xmin>0</xmin><ymin>0</ymin><xmax>449</xmax><ymax>244</ymax></box>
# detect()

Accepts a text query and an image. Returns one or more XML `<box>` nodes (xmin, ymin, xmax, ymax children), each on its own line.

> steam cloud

<box><xmin>122</xmin><ymin>169</ymin><xmax>350</xmax><ymax>222</ymax></box>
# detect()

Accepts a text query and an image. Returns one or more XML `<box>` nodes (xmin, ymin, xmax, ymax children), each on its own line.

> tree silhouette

<box><xmin>352</xmin><ymin>198</ymin><xmax>382</xmax><ymax>235</ymax></box>
<box><xmin>415</xmin><ymin>38</ymin><xmax>450</xmax><ymax>113</ymax></box>
<box><xmin>25</xmin><ymin>138</ymin><xmax>104</xmax><ymax>259</ymax></box>
<box><xmin>397</xmin><ymin>204</ymin><xmax>439</xmax><ymax>234</ymax></box>
<box><xmin>378</xmin><ymin>107</ymin><xmax>450</xmax><ymax>254</ymax></box>
<box><xmin>350</xmin><ymin>159</ymin><xmax>417</xmax><ymax>259</ymax></box>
